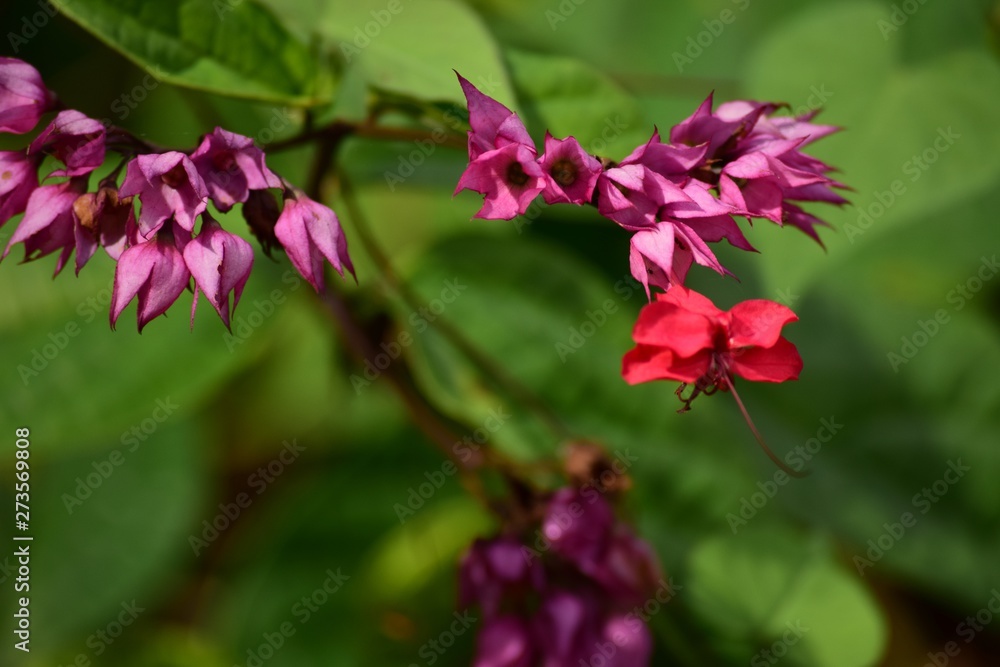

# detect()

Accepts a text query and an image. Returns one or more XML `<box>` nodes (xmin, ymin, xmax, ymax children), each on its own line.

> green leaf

<box><xmin>505</xmin><ymin>49</ymin><xmax>650</xmax><ymax>159</ymax></box>
<box><xmin>316</xmin><ymin>0</ymin><xmax>517</xmax><ymax>108</ymax></box>
<box><xmin>51</xmin><ymin>0</ymin><xmax>332</xmax><ymax>105</ymax></box>
<box><xmin>688</xmin><ymin>527</ymin><xmax>886</xmax><ymax>667</ymax></box>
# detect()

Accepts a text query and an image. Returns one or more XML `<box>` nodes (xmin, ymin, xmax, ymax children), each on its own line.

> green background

<box><xmin>1</xmin><ymin>0</ymin><xmax>999</xmax><ymax>665</ymax></box>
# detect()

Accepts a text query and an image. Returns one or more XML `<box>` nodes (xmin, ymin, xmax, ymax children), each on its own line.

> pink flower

<box><xmin>119</xmin><ymin>152</ymin><xmax>208</xmax><ymax>237</ymax></box>
<box><xmin>459</xmin><ymin>537</ymin><xmax>545</xmax><ymax>617</ymax></box>
<box><xmin>0</xmin><ymin>150</ymin><xmax>40</xmax><ymax>227</ymax></box>
<box><xmin>183</xmin><ymin>216</ymin><xmax>253</xmax><ymax>329</ymax></box>
<box><xmin>110</xmin><ymin>222</ymin><xmax>192</xmax><ymax>332</ymax></box>
<box><xmin>455</xmin><ymin>143</ymin><xmax>545</xmax><ymax>220</ymax></box>
<box><xmin>71</xmin><ymin>179</ymin><xmax>135</xmax><ymax>272</ymax></box>
<box><xmin>29</xmin><ymin>110</ymin><xmax>106</xmax><ymax>177</ymax></box>
<box><xmin>189</xmin><ymin>127</ymin><xmax>280</xmax><ymax>212</ymax></box>
<box><xmin>473</xmin><ymin>617</ymin><xmax>534</xmax><ymax>667</ymax></box>
<box><xmin>538</xmin><ymin>133</ymin><xmax>602</xmax><ymax>205</ymax></box>
<box><xmin>3</xmin><ymin>178</ymin><xmax>87</xmax><ymax>275</ymax></box>
<box><xmin>0</xmin><ymin>57</ymin><xmax>54</xmax><ymax>134</ymax></box>
<box><xmin>456</xmin><ymin>72</ymin><xmax>534</xmax><ymax>160</ymax></box>
<box><xmin>273</xmin><ymin>192</ymin><xmax>353</xmax><ymax>292</ymax></box>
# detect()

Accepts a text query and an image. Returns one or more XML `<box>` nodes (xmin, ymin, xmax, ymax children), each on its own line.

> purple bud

<box><xmin>0</xmin><ymin>57</ymin><xmax>55</xmax><ymax>134</ymax></box>
<box><xmin>273</xmin><ymin>191</ymin><xmax>353</xmax><ymax>292</ymax></box>
<box><xmin>542</xmin><ymin>488</ymin><xmax>614</xmax><ymax>572</ymax></box>
<box><xmin>189</xmin><ymin>127</ymin><xmax>280</xmax><ymax>212</ymax></box>
<box><xmin>110</xmin><ymin>222</ymin><xmax>192</xmax><ymax>331</ymax></box>
<box><xmin>472</xmin><ymin>616</ymin><xmax>534</xmax><ymax>667</ymax></box>
<box><xmin>459</xmin><ymin>537</ymin><xmax>545</xmax><ymax>616</ymax></box>
<box><xmin>3</xmin><ymin>178</ymin><xmax>87</xmax><ymax>276</ymax></box>
<box><xmin>29</xmin><ymin>110</ymin><xmax>106</xmax><ymax>177</ymax></box>
<box><xmin>183</xmin><ymin>216</ymin><xmax>253</xmax><ymax>329</ymax></box>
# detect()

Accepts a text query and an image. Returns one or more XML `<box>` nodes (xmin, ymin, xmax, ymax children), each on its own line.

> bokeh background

<box><xmin>2</xmin><ymin>0</ymin><xmax>999</xmax><ymax>665</ymax></box>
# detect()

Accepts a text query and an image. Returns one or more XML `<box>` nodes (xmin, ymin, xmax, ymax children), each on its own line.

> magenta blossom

<box><xmin>0</xmin><ymin>151</ymin><xmax>41</xmax><ymax>227</ymax></box>
<box><xmin>183</xmin><ymin>216</ymin><xmax>253</xmax><ymax>329</ymax></box>
<box><xmin>473</xmin><ymin>616</ymin><xmax>533</xmax><ymax>667</ymax></box>
<box><xmin>0</xmin><ymin>57</ymin><xmax>54</xmax><ymax>134</ymax></box>
<box><xmin>456</xmin><ymin>73</ymin><xmax>534</xmax><ymax>160</ymax></box>
<box><xmin>110</xmin><ymin>222</ymin><xmax>192</xmax><ymax>332</ymax></box>
<box><xmin>455</xmin><ymin>143</ymin><xmax>545</xmax><ymax>220</ymax></box>
<box><xmin>460</xmin><ymin>537</ymin><xmax>545</xmax><ymax>617</ymax></box>
<box><xmin>3</xmin><ymin>178</ymin><xmax>87</xmax><ymax>275</ymax></box>
<box><xmin>273</xmin><ymin>191</ymin><xmax>353</xmax><ymax>292</ymax></box>
<box><xmin>29</xmin><ymin>110</ymin><xmax>106</xmax><ymax>177</ymax></box>
<box><xmin>189</xmin><ymin>127</ymin><xmax>280</xmax><ymax>212</ymax></box>
<box><xmin>538</xmin><ymin>133</ymin><xmax>602</xmax><ymax>205</ymax></box>
<box><xmin>120</xmin><ymin>152</ymin><xmax>208</xmax><ymax>237</ymax></box>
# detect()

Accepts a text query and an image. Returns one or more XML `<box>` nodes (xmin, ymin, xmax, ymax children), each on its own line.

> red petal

<box><xmin>655</xmin><ymin>285</ymin><xmax>724</xmax><ymax>320</ymax></box>
<box><xmin>730</xmin><ymin>336</ymin><xmax>802</xmax><ymax>382</ymax></box>
<box><xmin>622</xmin><ymin>345</ymin><xmax>709</xmax><ymax>384</ymax></box>
<box><xmin>631</xmin><ymin>301</ymin><xmax>714</xmax><ymax>357</ymax></box>
<box><xmin>728</xmin><ymin>300</ymin><xmax>798</xmax><ymax>348</ymax></box>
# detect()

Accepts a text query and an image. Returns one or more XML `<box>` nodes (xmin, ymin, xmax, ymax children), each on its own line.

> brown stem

<box><xmin>268</xmin><ymin>120</ymin><xmax>466</xmax><ymax>153</ymax></box>
<box><xmin>727</xmin><ymin>378</ymin><xmax>808</xmax><ymax>479</ymax></box>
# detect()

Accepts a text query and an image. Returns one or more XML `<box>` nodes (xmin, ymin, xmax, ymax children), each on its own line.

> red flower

<box><xmin>622</xmin><ymin>286</ymin><xmax>801</xmax><ymax>406</ymax></box>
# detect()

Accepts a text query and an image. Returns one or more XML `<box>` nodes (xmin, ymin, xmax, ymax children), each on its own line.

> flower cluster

<box><xmin>454</xmin><ymin>75</ymin><xmax>845</xmax><ymax>298</ymax></box>
<box><xmin>0</xmin><ymin>58</ymin><xmax>353</xmax><ymax>332</ymax></box>
<box><xmin>453</xmin><ymin>74</ymin><xmax>844</xmax><ymax>411</ymax></box>
<box><xmin>460</xmin><ymin>486</ymin><xmax>661</xmax><ymax>667</ymax></box>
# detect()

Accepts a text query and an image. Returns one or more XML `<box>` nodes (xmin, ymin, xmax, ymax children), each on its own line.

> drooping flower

<box><xmin>3</xmin><ymin>178</ymin><xmax>87</xmax><ymax>275</ymax></box>
<box><xmin>119</xmin><ymin>152</ymin><xmax>208</xmax><ymax>237</ymax></box>
<box><xmin>183</xmin><ymin>216</ymin><xmax>253</xmax><ymax>329</ymax></box>
<box><xmin>542</xmin><ymin>487</ymin><xmax>615</xmax><ymax>572</ymax></box>
<box><xmin>0</xmin><ymin>150</ymin><xmax>41</xmax><ymax>227</ymax></box>
<box><xmin>538</xmin><ymin>133</ymin><xmax>602</xmax><ymax>205</ymax></box>
<box><xmin>0</xmin><ymin>57</ymin><xmax>55</xmax><ymax>134</ymax></box>
<box><xmin>110</xmin><ymin>221</ymin><xmax>192</xmax><ymax>332</ymax></box>
<box><xmin>456</xmin><ymin>72</ymin><xmax>534</xmax><ymax>160</ymax></box>
<box><xmin>28</xmin><ymin>110</ymin><xmax>106</xmax><ymax>177</ymax></box>
<box><xmin>455</xmin><ymin>143</ymin><xmax>545</xmax><ymax>220</ymax></box>
<box><xmin>71</xmin><ymin>178</ymin><xmax>135</xmax><ymax>272</ymax></box>
<box><xmin>622</xmin><ymin>286</ymin><xmax>802</xmax><ymax>408</ymax></box>
<box><xmin>273</xmin><ymin>191</ymin><xmax>353</xmax><ymax>292</ymax></box>
<box><xmin>242</xmin><ymin>188</ymin><xmax>281</xmax><ymax>257</ymax></box>
<box><xmin>189</xmin><ymin>126</ymin><xmax>280</xmax><ymax>212</ymax></box>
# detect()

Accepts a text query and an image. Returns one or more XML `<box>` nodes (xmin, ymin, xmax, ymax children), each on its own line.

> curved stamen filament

<box><xmin>726</xmin><ymin>377</ymin><xmax>808</xmax><ymax>479</ymax></box>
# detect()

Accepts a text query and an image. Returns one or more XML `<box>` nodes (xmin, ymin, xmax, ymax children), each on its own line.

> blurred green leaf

<box><xmin>51</xmin><ymin>0</ymin><xmax>332</xmax><ymax>105</ymax></box>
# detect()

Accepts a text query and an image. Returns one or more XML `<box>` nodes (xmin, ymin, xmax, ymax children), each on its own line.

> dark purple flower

<box><xmin>459</xmin><ymin>537</ymin><xmax>545</xmax><ymax>617</ymax></box>
<box><xmin>472</xmin><ymin>616</ymin><xmax>534</xmax><ymax>667</ymax></box>
<box><xmin>0</xmin><ymin>150</ymin><xmax>40</xmax><ymax>227</ymax></box>
<box><xmin>110</xmin><ymin>222</ymin><xmax>192</xmax><ymax>331</ymax></box>
<box><xmin>538</xmin><ymin>133</ymin><xmax>602</xmax><ymax>205</ymax></box>
<box><xmin>542</xmin><ymin>488</ymin><xmax>615</xmax><ymax>573</ymax></box>
<box><xmin>273</xmin><ymin>191</ymin><xmax>353</xmax><ymax>292</ymax></box>
<box><xmin>242</xmin><ymin>188</ymin><xmax>281</xmax><ymax>257</ymax></box>
<box><xmin>3</xmin><ymin>178</ymin><xmax>87</xmax><ymax>275</ymax></box>
<box><xmin>183</xmin><ymin>216</ymin><xmax>253</xmax><ymax>329</ymax></box>
<box><xmin>28</xmin><ymin>110</ymin><xmax>106</xmax><ymax>177</ymax></box>
<box><xmin>533</xmin><ymin>590</ymin><xmax>598</xmax><ymax>665</ymax></box>
<box><xmin>119</xmin><ymin>152</ymin><xmax>208</xmax><ymax>237</ymax></box>
<box><xmin>0</xmin><ymin>57</ymin><xmax>54</xmax><ymax>134</ymax></box>
<box><xmin>455</xmin><ymin>143</ymin><xmax>545</xmax><ymax>220</ymax></box>
<box><xmin>189</xmin><ymin>127</ymin><xmax>280</xmax><ymax>212</ymax></box>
